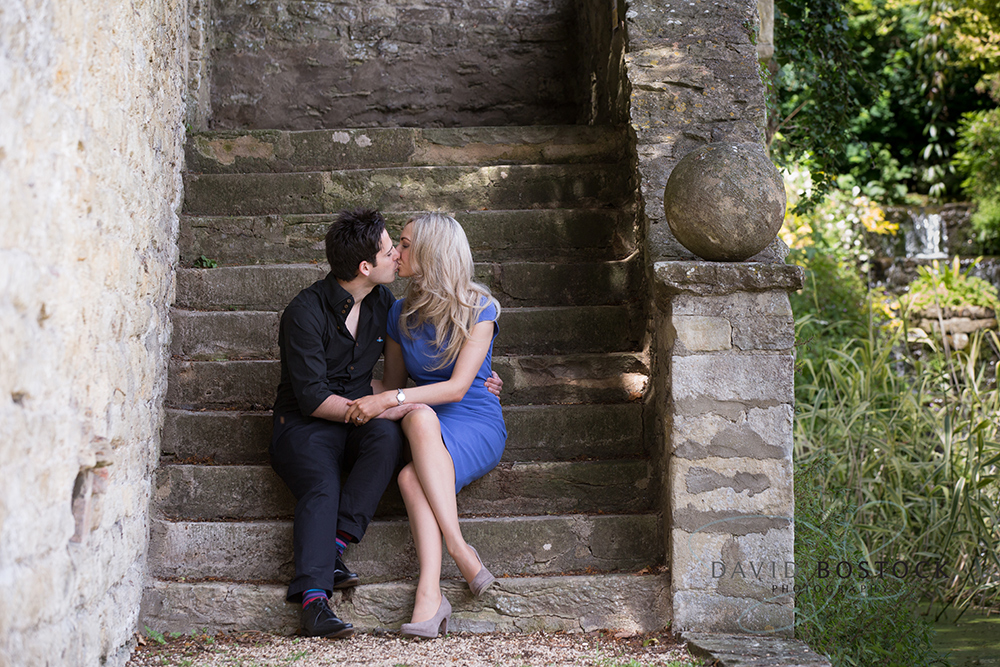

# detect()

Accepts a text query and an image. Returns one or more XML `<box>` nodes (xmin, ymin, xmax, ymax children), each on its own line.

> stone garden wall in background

<box><xmin>207</xmin><ymin>0</ymin><xmax>581</xmax><ymax>130</ymax></box>
<box><xmin>0</xmin><ymin>1</ymin><xmax>187</xmax><ymax>664</ymax></box>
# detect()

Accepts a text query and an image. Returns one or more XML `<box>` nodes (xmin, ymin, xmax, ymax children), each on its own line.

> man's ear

<box><xmin>357</xmin><ymin>260</ymin><xmax>372</xmax><ymax>278</ymax></box>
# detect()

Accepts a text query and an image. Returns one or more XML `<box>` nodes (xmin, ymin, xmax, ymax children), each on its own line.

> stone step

<box><xmin>150</xmin><ymin>513</ymin><xmax>662</xmax><ymax>583</ymax></box>
<box><xmin>162</xmin><ymin>403</ymin><xmax>645</xmax><ymax>466</ymax></box>
<box><xmin>182</xmin><ymin>164</ymin><xmax>629</xmax><ymax>217</ymax></box>
<box><xmin>174</xmin><ymin>255</ymin><xmax>640</xmax><ymax>310</ymax></box>
<box><xmin>170</xmin><ymin>304</ymin><xmax>645</xmax><ymax>360</ymax></box>
<box><xmin>179</xmin><ymin>209</ymin><xmax>636</xmax><ymax>266</ymax></box>
<box><xmin>140</xmin><ymin>573</ymin><xmax>671</xmax><ymax>635</ymax></box>
<box><xmin>154</xmin><ymin>459</ymin><xmax>655</xmax><ymax>521</ymax></box>
<box><xmin>165</xmin><ymin>352</ymin><xmax>649</xmax><ymax>410</ymax></box>
<box><xmin>186</xmin><ymin>126</ymin><xmax>628</xmax><ymax>174</ymax></box>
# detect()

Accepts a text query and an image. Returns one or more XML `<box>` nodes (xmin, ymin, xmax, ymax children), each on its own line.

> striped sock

<box><xmin>302</xmin><ymin>589</ymin><xmax>327</xmax><ymax>609</ymax></box>
<box><xmin>335</xmin><ymin>530</ymin><xmax>354</xmax><ymax>557</ymax></box>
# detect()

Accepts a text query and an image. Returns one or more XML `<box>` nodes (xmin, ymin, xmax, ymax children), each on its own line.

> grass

<box><xmin>792</xmin><ymin>300</ymin><xmax>1000</xmax><ymax>665</ymax></box>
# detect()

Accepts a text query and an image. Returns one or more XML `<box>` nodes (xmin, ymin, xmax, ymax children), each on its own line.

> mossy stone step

<box><xmin>179</xmin><ymin>209</ymin><xmax>636</xmax><ymax>266</ymax></box>
<box><xmin>140</xmin><ymin>573</ymin><xmax>671</xmax><ymax>635</ymax></box>
<box><xmin>150</xmin><ymin>513</ymin><xmax>662</xmax><ymax>583</ymax></box>
<box><xmin>162</xmin><ymin>403</ymin><xmax>645</xmax><ymax>466</ymax></box>
<box><xmin>186</xmin><ymin>126</ymin><xmax>628</xmax><ymax>174</ymax></box>
<box><xmin>174</xmin><ymin>256</ymin><xmax>640</xmax><ymax>310</ymax></box>
<box><xmin>183</xmin><ymin>164</ymin><xmax>629</xmax><ymax>217</ymax></box>
<box><xmin>154</xmin><ymin>459</ymin><xmax>654</xmax><ymax>521</ymax></box>
<box><xmin>170</xmin><ymin>304</ymin><xmax>645</xmax><ymax>359</ymax></box>
<box><xmin>166</xmin><ymin>352</ymin><xmax>649</xmax><ymax>410</ymax></box>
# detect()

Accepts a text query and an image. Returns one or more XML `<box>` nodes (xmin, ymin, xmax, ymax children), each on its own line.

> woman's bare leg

<box><xmin>400</xmin><ymin>410</ymin><xmax>485</xmax><ymax>596</ymax></box>
<box><xmin>398</xmin><ymin>462</ymin><xmax>444</xmax><ymax>623</ymax></box>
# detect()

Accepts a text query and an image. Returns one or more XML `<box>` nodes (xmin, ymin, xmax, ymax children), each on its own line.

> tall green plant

<box><xmin>795</xmin><ymin>307</ymin><xmax>1000</xmax><ymax>617</ymax></box>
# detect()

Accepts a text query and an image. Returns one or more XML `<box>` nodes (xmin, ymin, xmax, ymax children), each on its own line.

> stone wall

<box><xmin>620</xmin><ymin>0</ymin><xmax>802</xmax><ymax>634</ymax></box>
<box><xmin>208</xmin><ymin>0</ymin><xmax>580</xmax><ymax>130</ymax></box>
<box><xmin>624</xmin><ymin>0</ymin><xmax>774</xmax><ymax>262</ymax></box>
<box><xmin>0</xmin><ymin>2</ymin><xmax>187</xmax><ymax>665</ymax></box>
<box><xmin>654</xmin><ymin>263</ymin><xmax>802</xmax><ymax>634</ymax></box>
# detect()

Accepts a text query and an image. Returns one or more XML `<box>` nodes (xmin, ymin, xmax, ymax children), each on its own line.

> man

<box><xmin>270</xmin><ymin>208</ymin><xmax>407</xmax><ymax>639</ymax></box>
<box><xmin>270</xmin><ymin>208</ymin><xmax>500</xmax><ymax>639</ymax></box>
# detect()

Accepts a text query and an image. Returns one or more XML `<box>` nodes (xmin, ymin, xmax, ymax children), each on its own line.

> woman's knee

<box><xmin>398</xmin><ymin>463</ymin><xmax>419</xmax><ymax>497</ymax></box>
<box><xmin>402</xmin><ymin>408</ymin><xmax>440</xmax><ymax>441</ymax></box>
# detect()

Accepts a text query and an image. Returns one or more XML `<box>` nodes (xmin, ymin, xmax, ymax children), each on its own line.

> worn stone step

<box><xmin>174</xmin><ymin>255</ymin><xmax>640</xmax><ymax>310</ymax></box>
<box><xmin>170</xmin><ymin>304</ymin><xmax>645</xmax><ymax>360</ymax></box>
<box><xmin>162</xmin><ymin>403</ymin><xmax>645</xmax><ymax>465</ymax></box>
<box><xmin>186</xmin><ymin>126</ymin><xmax>628</xmax><ymax>174</ymax></box>
<box><xmin>154</xmin><ymin>459</ymin><xmax>654</xmax><ymax>521</ymax></box>
<box><xmin>179</xmin><ymin>209</ymin><xmax>636</xmax><ymax>266</ymax></box>
<box><xmin>150</xmin><ymin>513</ymin><xmax>662</xmax><ymax>583</ymax></box>
<box><xmin>140</xmin><ymin>572</ymin><xmax>671</xmax><ymax>635</ymax></box>
<box><xmin>183</xmin><ymin>164</ymin><xmax>629</xmax><ymax>217</ymax></box>
<box><xmin>165</xmin><ymin>352</ymin><xmax>649</xmax><ymax>410</ymax></box>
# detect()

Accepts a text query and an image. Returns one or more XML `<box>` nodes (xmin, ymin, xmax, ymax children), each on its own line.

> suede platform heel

<box><xmin>467</xmin><ymin>545</ymin><xmax>496</xmax><ymax>597</ymax></box>
<box><xmin>400</xmin><ymin>595</ymin><xmax>451</xmax><ymax>639</ymax></box>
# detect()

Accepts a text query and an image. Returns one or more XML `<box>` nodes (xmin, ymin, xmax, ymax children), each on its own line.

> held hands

<box><xmin>344</xmin><ymin>392</ymin><xmax>431</xmax><ymax>424</ymax></box>
<box><xmin>346</xmin><ymin>371</ymin><xmax>502</xmax><ymax>424</ymax></box>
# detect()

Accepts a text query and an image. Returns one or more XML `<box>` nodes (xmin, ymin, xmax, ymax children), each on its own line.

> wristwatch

<box><xmin>396</xmin><ymin>388</ymin><xmax>406</xmax><ymax>405</ymax></box>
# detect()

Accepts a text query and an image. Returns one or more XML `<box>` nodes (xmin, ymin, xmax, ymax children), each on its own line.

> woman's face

<box><xmin>396</xmin><ymin>222</ymin><xmax>414</xmax><ymax>278</ymax></box>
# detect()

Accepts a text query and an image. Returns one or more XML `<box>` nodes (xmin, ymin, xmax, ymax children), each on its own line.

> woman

<box><xmin>344</xmin><ymin>212</ymin><xmax>506</xmax><ymax>638</ymax></box>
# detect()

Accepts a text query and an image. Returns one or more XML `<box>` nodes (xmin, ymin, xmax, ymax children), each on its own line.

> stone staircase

<box><xmin>140</xmin><ymin>126</ymin><xmax>668</xmax><ymax>634</ymax></box>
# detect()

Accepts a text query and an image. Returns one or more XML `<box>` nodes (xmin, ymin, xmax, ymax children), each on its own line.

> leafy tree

<box><xmin>771</xmin><ymin>0</ymin><xmax>992</xmax><ymax>207</ymax></box>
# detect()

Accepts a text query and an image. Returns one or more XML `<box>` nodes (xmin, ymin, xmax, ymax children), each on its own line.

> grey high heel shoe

<box><xmin>467</xmin><ymin>545</ymin><xmax>496</xmax><ymax>597</ymax></box>
<box><xmin>400</xmin><ymin>595</ymin><xmax>451</xmax><ymax>639</ymax></box>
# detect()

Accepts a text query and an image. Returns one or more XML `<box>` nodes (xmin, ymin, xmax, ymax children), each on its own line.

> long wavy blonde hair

<box><xmin>399</xmin><ymin>213</ymin><xmax>500</xmax><ymax>370</ymax></box>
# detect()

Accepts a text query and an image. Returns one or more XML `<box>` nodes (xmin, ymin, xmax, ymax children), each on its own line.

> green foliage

<box><xmin>193</xmin><ymin>254</ymin><xmax>218</xmax><ymax>269</ymax></box>
<box><xmin>144</xmin><ymin>625</ymin><xmax>167</xmax><ymax>645</ymax></box>
<box><xmin>953</xmin><ymin>106</ymin><xmax>1000</xmax><ymax>252</ymax></box>
<box><xmin>794</xmin><ymin>302</ymin><xmax>1000</xmax><ymax>618</ymax></box>
<box><xmin>954</xmin><ymin>107</ymin><xmax>1000</xmax><ymax>200</ymax></box>
<box><xmin>902</xmin><ymin>257</ymin><xmax>1000</xmax><ymax>312</ymax></box>
<box><xmin>794</xmin><ymin>461</ymin><xmax>938</xmax><ymax>667</ymax></box>
<box><xmin>771</xmin><ymin>0</ymin><xmax>871</xmax><ymax>207</ymax></box>
<box><xmin>773</xmin><ymin>0</ymin><xmax>993</xmax><ymax>206</ymax></box>
<box><xmin>968</xmin><ymin>196</ymin><xmax>1000</xmax><ymax>254</ymax></box>
<box><xmin>791</xmin><ymin>252</ymin><xmax>870</xmax><ymax>350</ymax></box>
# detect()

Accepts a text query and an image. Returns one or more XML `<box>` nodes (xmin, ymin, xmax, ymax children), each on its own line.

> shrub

<box><xmin>901</xmin><ymin>256</ymin><xmax>1000</xmax><ymax>313</ymax></box>
<box><xmin>954</xmin><ymin>107</ymin><xmax>1000</xmax><ymax>253</ymax></box>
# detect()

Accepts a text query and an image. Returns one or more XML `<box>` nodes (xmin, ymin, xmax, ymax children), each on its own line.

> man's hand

<box><xmin>485</xmin><ymin>370</ymin><xmax>503</xmax><ymax>397</ymax></box>
<box><xmin>344</xmin><ymin>392</ymin><xmax>394</xmax><ymax>425</ymax></box>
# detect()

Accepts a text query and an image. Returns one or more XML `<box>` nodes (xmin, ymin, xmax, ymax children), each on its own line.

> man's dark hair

<box><xmin>325</xmin><ymin>208</ymin><xmax>386</xmax><ymax>281</ymax></box>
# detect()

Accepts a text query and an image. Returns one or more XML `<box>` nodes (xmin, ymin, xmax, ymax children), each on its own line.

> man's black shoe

<box><xmin>301</xmin><ymin>597</ymin><xmax>354</xmax><ymax>639</ymax></box>
<box><xmin>333</xmin><ymin>556</ymin><xmax>360</xmax><ymax>590</ymax></box>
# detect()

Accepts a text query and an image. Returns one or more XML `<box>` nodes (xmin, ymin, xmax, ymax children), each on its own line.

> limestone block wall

<box><xmin>0</xmin><ymin>2</ymin><xmax>186</xmax><ymax>665</ymax></box>
<box><xmin>654</xmin><ymin>263</ymin><xmax>803</xmax><ymax>634</ymax></box>
<box><xmin>208</xmin><ymin>0</ymin><xmax>580</xmax><ymax>130</ymax></box>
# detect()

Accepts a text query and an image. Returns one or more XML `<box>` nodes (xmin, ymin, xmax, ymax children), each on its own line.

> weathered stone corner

<box><xmin>652</xmin><ymin>260</ymin><xmax>800</xmax><ymax>636</ymax></box>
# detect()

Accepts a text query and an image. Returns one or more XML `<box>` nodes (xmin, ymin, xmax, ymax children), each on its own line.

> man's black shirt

<box><xmin>273</xmin><ymin>273</ymin><xmax>395</xmax><ymax>417</ymax></box>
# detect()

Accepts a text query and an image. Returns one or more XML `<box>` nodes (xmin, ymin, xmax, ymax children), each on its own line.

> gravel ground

<box><xmin>127</xmin><ymin>629</ymin><xmax>713</xmax><ymax>667</ymax></box>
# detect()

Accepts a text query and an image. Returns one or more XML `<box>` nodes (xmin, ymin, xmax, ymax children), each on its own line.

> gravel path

<box><xmin>127</xmin><ymin>629</ymin><xmax>711</xmax><ymax>666</ymax></box>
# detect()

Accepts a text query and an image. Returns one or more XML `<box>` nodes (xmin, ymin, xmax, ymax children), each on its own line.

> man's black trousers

<box><xmin>270</xmin><ymin>413</ymin><xmax>403</xmax><ymax>602</ymax></box>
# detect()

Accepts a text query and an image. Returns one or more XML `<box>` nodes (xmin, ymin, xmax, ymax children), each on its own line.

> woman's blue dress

<box><xmin>386</xmin><ymin>298</ymin><xmax>507</xmax><ymax>492</ymax></box>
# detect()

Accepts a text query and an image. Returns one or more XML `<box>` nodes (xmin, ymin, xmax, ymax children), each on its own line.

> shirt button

<box><xmin>349</xmin><ymin>366</ymin><xmax>355</xmax><ymax>370</ymax></box>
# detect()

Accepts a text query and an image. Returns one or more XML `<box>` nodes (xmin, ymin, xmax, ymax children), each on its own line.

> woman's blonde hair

<box><xmin>399</xmin><ymin>212</ymin><xmax>500</xmax><ymax>370</ymax></box>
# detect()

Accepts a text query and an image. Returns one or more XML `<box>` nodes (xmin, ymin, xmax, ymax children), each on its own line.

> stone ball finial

<box><xmin>663</xmin><ymin>142</ymin><xmax>786</xmax><ymax>262</ymax></box>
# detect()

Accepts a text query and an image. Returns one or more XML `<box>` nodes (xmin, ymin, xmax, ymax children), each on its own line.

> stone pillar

<box><xmin>653</xmin><ymin>261</ymin><xmax>803</xmax><ymax>635</ymax></box>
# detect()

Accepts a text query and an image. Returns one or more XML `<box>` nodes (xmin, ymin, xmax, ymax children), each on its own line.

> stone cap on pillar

<box><xmin>653</xmin><ymin>261</ymin><xmax>804</xmax><ymax>309</ymax></box>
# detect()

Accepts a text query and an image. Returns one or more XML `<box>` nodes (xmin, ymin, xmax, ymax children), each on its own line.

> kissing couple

<box><xmin>269</xmin><ymin>208</ymin><xmax>506</xmax><ymax>639</ymax></box>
